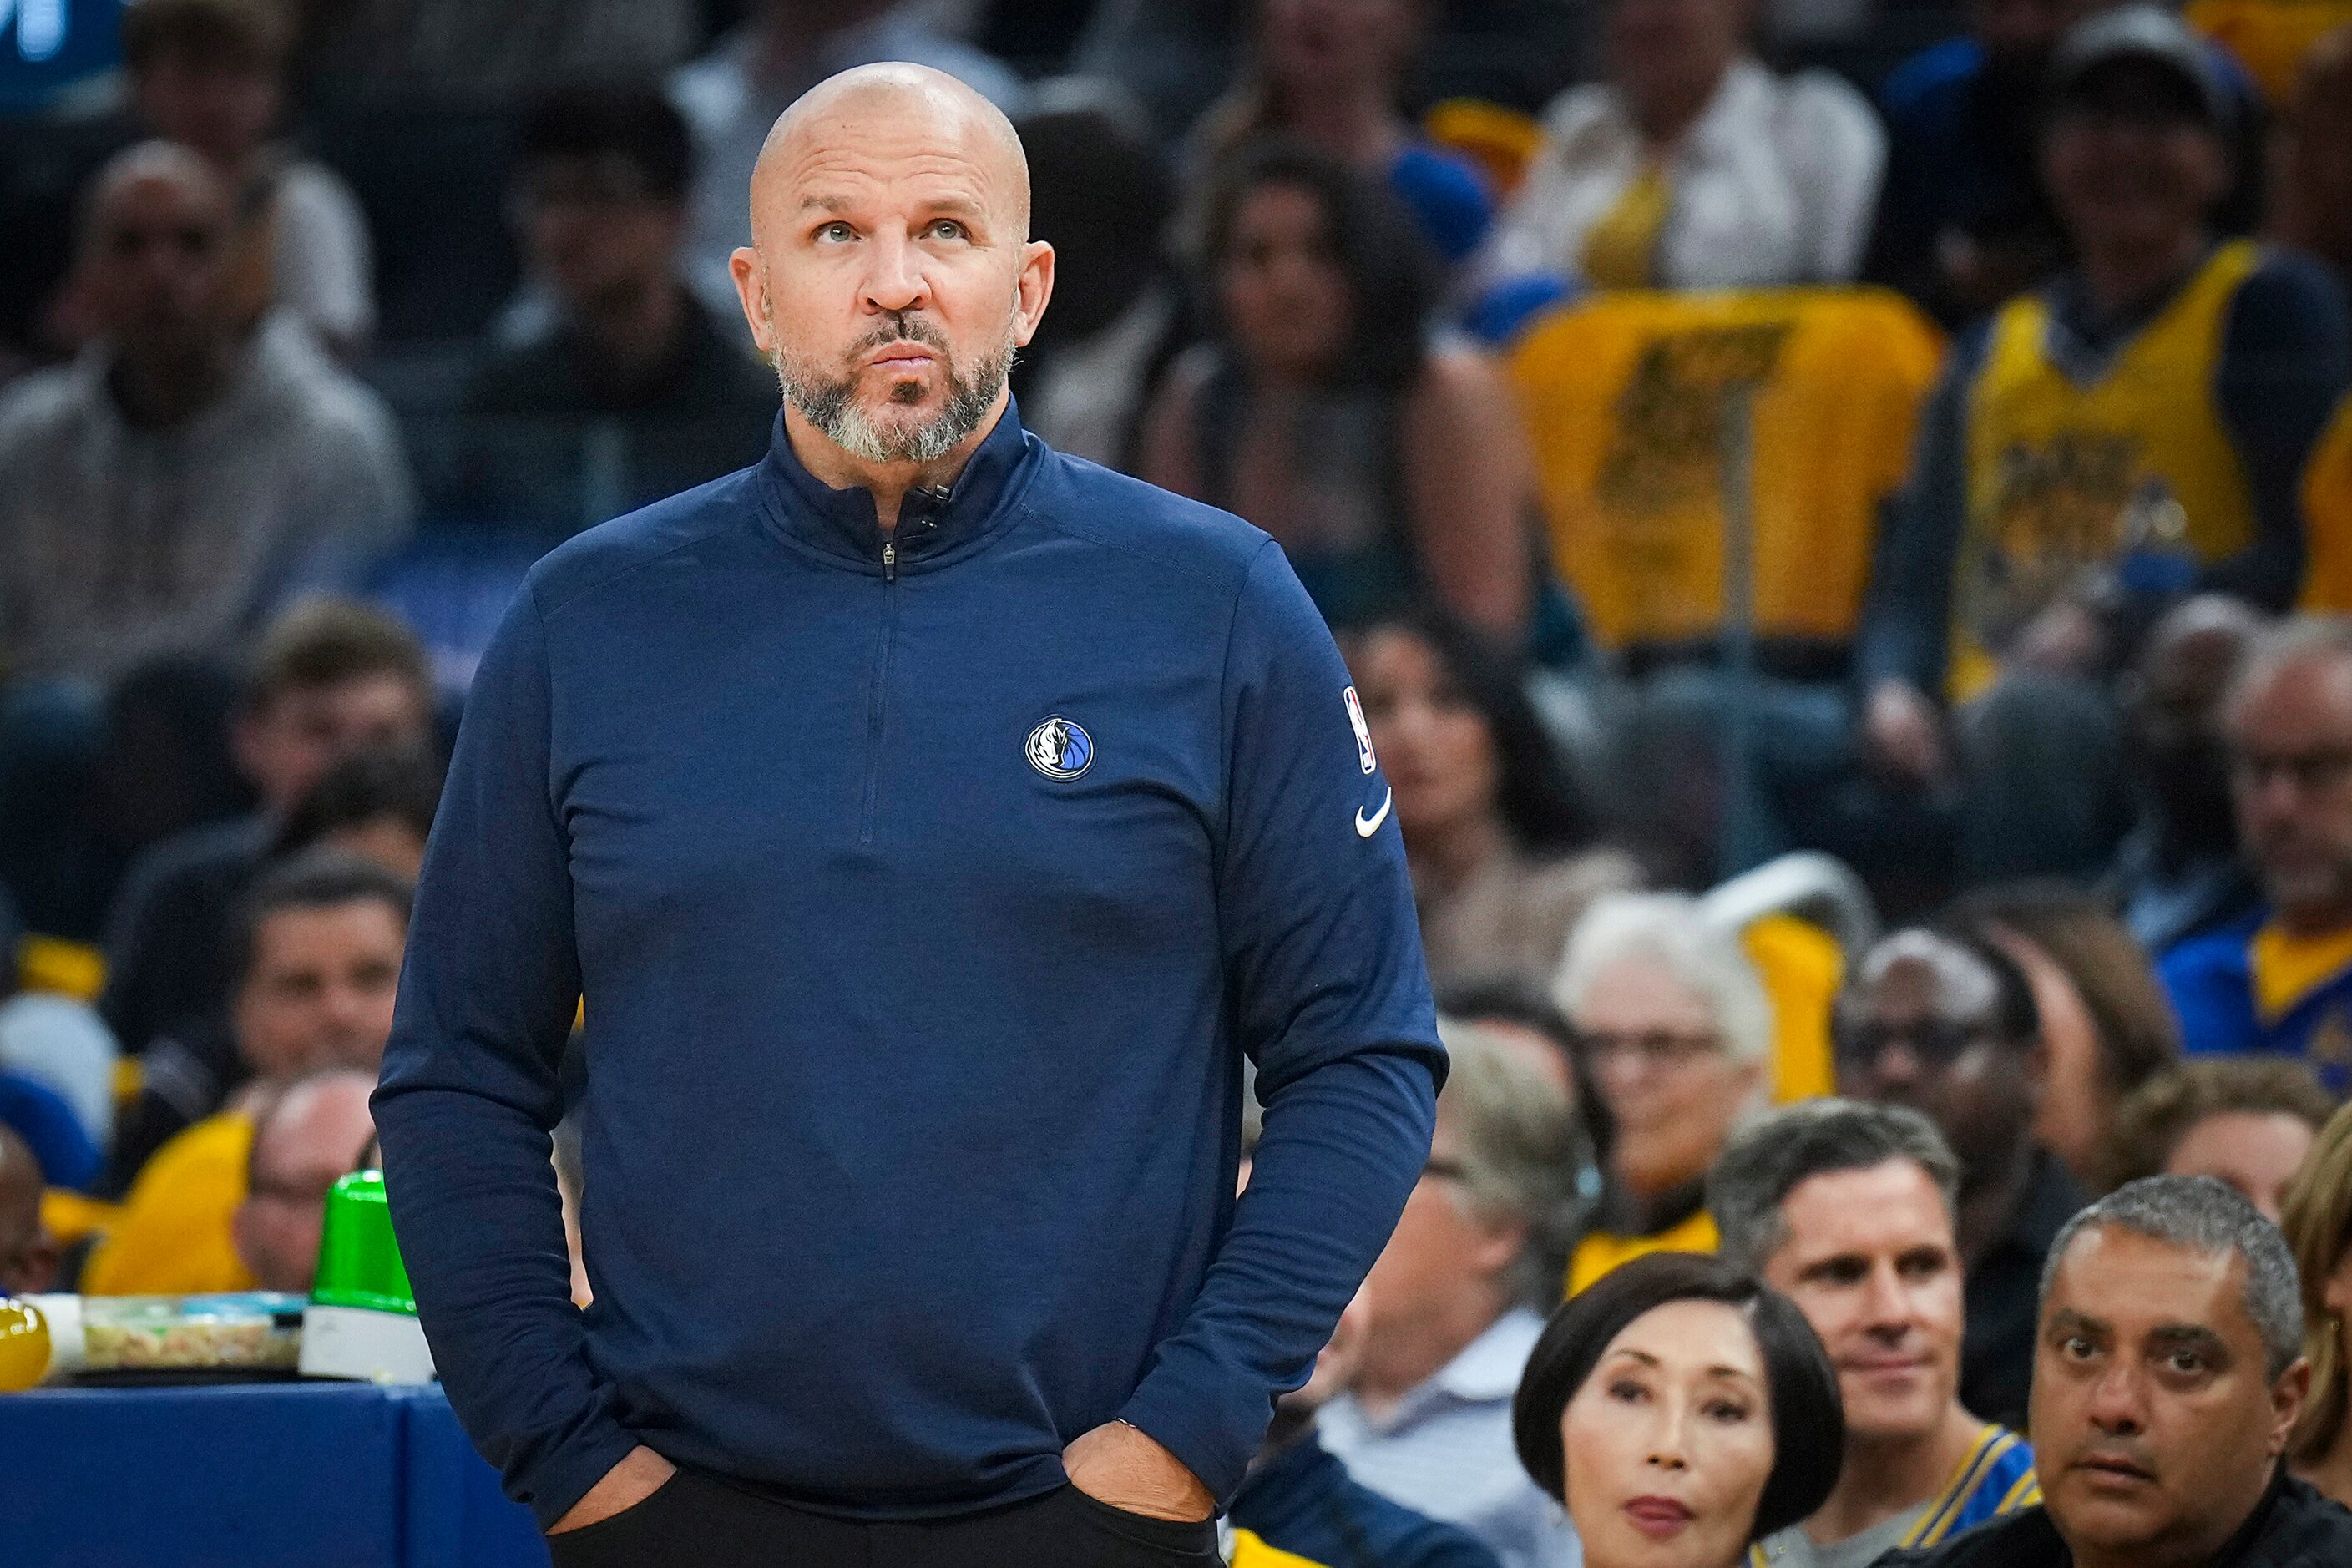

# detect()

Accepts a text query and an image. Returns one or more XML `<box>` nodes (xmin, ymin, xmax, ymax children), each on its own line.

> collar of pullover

<box><xmin>754</xmin><ymin>397</ymin><xmax>1038</xmax><ymax>575</ymax></box>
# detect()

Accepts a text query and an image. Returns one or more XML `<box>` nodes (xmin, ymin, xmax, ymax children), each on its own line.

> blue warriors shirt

<box><xmin>2162</xmin><ymin>910</ymin><xmax>2352</xmax><ymax>1094</ymax></box>
<box><xmin>1753</xmin><ymin>1424</ymin><xmax>2038</xmax><ymax>1567</ymax></box>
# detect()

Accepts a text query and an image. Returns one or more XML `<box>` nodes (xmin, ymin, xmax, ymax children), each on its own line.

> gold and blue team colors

<box><xmin>1950</xmin><ymin>240</ymin><xmax>2262</xmax><ymax>697</ymax></box>
<box><xmin>1752</xmin><ymin>1424</ymin><xmax>2040</xmax><ymax>1565</ymax></box>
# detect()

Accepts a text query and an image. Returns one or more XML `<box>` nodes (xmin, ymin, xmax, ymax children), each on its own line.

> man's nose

<box><xmin>1865</xmin><ymin>1040</ymin><xmax>1925</xmax><ymax>1092</ymax></box>
<box><xmin>322</xmin><ymin>981</ymin><xmax>372</xmax><ymax>1031</ymax></box>
<box><xmin>1861</xmin><ymin>1264</ymin><xmax>1914</xmax><ymax>1333</ymax></box>
<box><xmin>2085</xmin><ymin>1362</ymin><xmax>2148</xmax><ymax>1434</ymax></box>
<box><xmin>861</xmin><ymin>229</ymin><xmax>929</xmax><ymax>315</ymax></box>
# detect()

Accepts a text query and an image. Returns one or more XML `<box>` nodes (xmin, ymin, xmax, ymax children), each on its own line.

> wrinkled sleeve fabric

<box><xmin>1116</xmin><ymin>540</ymin><xmax>1444</xmax><ymax>1503</ymax></box>
<box><xmin>2203</xmin><ymin>252</ymin><xmax>2352</xmax><ymax>612</ymax></box>
<box><xmin>1855</xmin><ymin>330</ymin><xmax>1986</xmax><ymax>697</ymax></box>
<box><xmin>371</xmin><ymin>582</ymin><xmax>638</xmax><ymax>1529</ymax></box>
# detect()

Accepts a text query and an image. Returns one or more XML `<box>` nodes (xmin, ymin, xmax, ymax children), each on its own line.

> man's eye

<box><xmin>927</xmin><ymin>219</ymin><xmax>967</xmax><ymax>240</ymax></box>
<box><xmin>817</xmin><ymin>222</ymin><xmax>854</xmax><ymax>242</ymax></box>
<box><xmin>2064</xmin><ymin>1337</ymin><xmax>2097</xmax><ymax>1360</ymax></box>
<box><xmin>2167</xmin><ymin>1352</ymin><xmax>2205</xmax><ymax>1375</ymax></box>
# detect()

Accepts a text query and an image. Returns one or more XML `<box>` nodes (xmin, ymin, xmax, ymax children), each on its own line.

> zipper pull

<box><xmin>882</xmin><ymin>541</ymin><xmax>896</xmax><ymax>583</ymax></box>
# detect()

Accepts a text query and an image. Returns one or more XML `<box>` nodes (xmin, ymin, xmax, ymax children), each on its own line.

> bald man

<box><xmin>376</xmin><ymin>65</ymin><xmax>1443</xmax><ymax>1568</ymax></box>
<box><xmin>0</xmin><ymin>141</ymin><xmax>410</xmax><ymax>680</ymax></box>
<box><xmin>231</xmin><ymin>1069</ymin><xmax>377</xmax><ymax>1294</ymax></box>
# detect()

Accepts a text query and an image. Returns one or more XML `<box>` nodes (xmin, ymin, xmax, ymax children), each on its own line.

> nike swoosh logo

<box><xmin>1354</xmin><ymin>788</ymin><xmax>1393</xmax><ymax>838</ymax></box>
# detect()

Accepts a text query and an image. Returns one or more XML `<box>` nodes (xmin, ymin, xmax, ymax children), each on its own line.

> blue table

<box><xmin>2</xmin><ymin>1381</ymin><xmax>549</xmax><ymax>1568</ymax></box>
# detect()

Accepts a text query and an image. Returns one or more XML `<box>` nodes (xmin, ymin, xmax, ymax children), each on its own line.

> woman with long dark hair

<box><xmin>1348</xmin><ymin>604</ymin><xmax>1636</xmax><ymax>991</ymax></box>
<box><xmin>1141</xmin><ymin>140</ymin><xmax>1538</xmax><ymax>642</ymax></box>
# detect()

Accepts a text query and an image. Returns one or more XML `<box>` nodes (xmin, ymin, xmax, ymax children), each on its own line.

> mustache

<box><xmin>852</xmin><ymin>314</ymin><xmax>948</xmax><ymax>357</ymax></box>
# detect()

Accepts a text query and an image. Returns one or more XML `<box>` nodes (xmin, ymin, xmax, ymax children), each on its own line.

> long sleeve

<box><xmin>1855</xmin><ymin>334</ymin><xmax>1984</xmax><ymax>695</ymax></box>
<box><xmin>371</xmin><ymin>583</ymin><xmax>639</xmax><ymax>1528</ymax></box>
<box><xmin>2200</xmin><ymin>251</ymin><xmax>2352</xmax><ymax>611</ymax></box>
<box><xmin>1116</xmin><ymin>540</ymin><xmax>1444</xmax><ymax>1502</ymax></box>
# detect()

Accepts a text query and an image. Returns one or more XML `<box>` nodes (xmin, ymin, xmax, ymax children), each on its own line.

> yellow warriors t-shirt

<box><xmin>1952</xmin><ymin>240</ymin><xmax>2263</xmax><ymax>699</ymax></box>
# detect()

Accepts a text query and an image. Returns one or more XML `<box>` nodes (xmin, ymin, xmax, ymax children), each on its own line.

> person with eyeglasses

<box><xmin>1316</xmin><ymin>1020</ymin><xmax>1596</xmax><ymax>1568</ymax></box>
<box><xmin>1834</xmin><ymin>928</ymin><xmax>2086</xmax><ymax>1432</ymax></box>
<box><xmin>229</xmin><ymin>1066</ymin><xmax>378</xmax><ymax>1293</ymax></box>
<box><xmin>2163</xmin><ymin>616</ymin><xmax>2352</xmax><ymax>1095</ymax></box>
<box><xmin>1552</xmin><ymin>894</ymin><xmax>1773</xmax><ymax>1297</ymax></box>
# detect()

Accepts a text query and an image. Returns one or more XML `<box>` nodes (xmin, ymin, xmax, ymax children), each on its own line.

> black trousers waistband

<box><xmin>545</xmin><ymin>1467</ymin><xmax>1222</xmax><ymax>1568</ymax></box>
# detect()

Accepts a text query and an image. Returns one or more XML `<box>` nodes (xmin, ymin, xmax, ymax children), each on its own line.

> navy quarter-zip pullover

<box><xmin>372</xmin><ymin>403</ymin><xmax>1444</xmax><ymax>1529</ymax></box>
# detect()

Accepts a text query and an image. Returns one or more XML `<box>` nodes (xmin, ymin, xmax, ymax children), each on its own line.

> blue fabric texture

<box><xmin>372</xmin><ymin>402</ymin><xmax>1444</xmax><ymax>1528</ymax></box>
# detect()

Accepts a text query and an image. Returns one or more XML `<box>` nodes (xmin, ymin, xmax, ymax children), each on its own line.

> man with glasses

<box><xmin>1314</xmin><ymin>1020</ymin><xmax>1592</xmax><ymax>1568</ymax></box>
<box><xmin>230</xmin><ymin>1067</ymin><xmax>377</xmax><ymax>1293</ymax></box>
<box><xmin>1834</xmin><ymin>928</ymin><xmax>2086</xmax><ymax>1429</ymax></box>
<box><xmin>2164</xmin><ymin>616</ymin><xmax>2352</xmax><ymax>1092</ymax></box>
<box><xmin>467</xmin><ymin>85</ymin><xmax>778</xmax><ymax>512</ymax></box>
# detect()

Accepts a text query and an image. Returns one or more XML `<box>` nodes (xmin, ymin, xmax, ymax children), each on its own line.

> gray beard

<box><xmin>774</xmin><ymin>323</ymin><xmax>1015</xmax><ymax>466</ymax></box>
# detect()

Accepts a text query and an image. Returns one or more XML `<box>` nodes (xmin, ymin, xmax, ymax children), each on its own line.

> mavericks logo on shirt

<box><xmin>1026</xmin><ymin>716</ymin><xmax>1093</xmax><ymax>780</ymax></box>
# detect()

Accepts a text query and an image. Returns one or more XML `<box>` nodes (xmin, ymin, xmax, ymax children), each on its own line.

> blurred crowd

<box><xmin>8</xmin><ymin>0</ymin><xmax>2352</xmax><ymax>1565</ymax></box>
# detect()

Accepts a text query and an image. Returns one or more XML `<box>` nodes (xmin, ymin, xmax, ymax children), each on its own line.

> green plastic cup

<box><xmin>311</xmin><ymin>1171</ymin><xmax>417</xmax><ymax>1315</ymax></box>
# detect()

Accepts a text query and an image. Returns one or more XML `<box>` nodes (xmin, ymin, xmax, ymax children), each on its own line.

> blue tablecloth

<box><xmin>1</xmin><ymin>1381</ymin><xmax>548</xmax><ymax>1568</ymax></box>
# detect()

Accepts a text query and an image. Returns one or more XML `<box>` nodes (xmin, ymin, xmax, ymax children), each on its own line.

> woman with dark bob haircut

<box><xmin>1513</xmin><ymin>1252</ymin><xmax>1842</xmax><ymax>1568</ymax></box>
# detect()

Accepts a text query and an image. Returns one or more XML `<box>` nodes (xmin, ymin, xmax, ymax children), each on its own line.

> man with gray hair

<box><xmin>1712</xmin><ymin>1100</ymin><xmax>2039</xmax><ymax>1568</ymax></box>
<box><xmin>1882</xmin><ymin>1175</ymin><xmax>2352</xmax><ymax>1568</ymax></box>
<box><xmin>1316</xmin><ymin>1019</ymin><xmax>1593</xmax><ymax>1568</ymax></box>
<box><xmin>2163</xmin><ymin>614</ymin><xmax>2352</xmax><ymax>1093</ymax></box>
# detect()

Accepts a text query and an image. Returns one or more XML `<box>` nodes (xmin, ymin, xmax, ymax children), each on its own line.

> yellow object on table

<box><xmin>0</xmin><ymin>1297</ymin><xmax>50</xmax><ymax>1392</ymax></box>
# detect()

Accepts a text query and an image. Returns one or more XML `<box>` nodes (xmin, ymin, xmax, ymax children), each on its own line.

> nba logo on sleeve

<box><xmin>1343</xmin><ymin>686</ymin><xmax>1377</xmax><ymax>774</ymax></box>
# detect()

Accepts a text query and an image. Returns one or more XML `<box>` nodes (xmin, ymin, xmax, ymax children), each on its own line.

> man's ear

<box><xmin>730</xmin><ymin>246</ymin><xmax>773</xmax><ymax>357</ymax></box>
<box><xmin>2269</xmin><ymin>1356</ymin><xmax>2313</xmax><ymax>1458</ymax></box>
<box><xmin>1012</xmin><ymin>239</ymin><xmax>1055</xmax><ymax>350</ymax></box>
<box><xmin>1469</xmin><ymin>1211</ymin><xmax>1530</xmax><ymax>1284</ymax></box>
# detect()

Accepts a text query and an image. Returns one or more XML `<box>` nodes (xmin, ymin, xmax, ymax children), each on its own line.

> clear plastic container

<box><xmin>80</xmin><ymin>1293</ymin><xmax>306</xmax><ymax>1371</ymax></box>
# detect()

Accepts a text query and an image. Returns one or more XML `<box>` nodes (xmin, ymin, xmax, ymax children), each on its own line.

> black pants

<box><xmin>545</xmin><ymin>1468</ymin><xmax>1222</xmax><ymax>1568</ymax></box>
